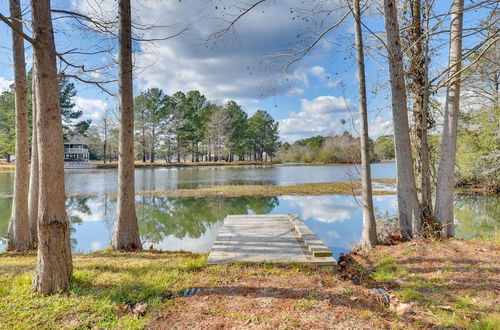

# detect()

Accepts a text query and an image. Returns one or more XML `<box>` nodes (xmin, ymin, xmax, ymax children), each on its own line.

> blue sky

<box><xmin>0</xmin><ymin>0</ymin><xmax>493</xmax><ymax>142</ymax></box>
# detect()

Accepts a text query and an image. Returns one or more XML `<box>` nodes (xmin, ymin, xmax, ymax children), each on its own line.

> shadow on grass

<box><xmin>191</xmin><ymin>285</ymin><xmax>387</xmax><ymax>314</ymax></box>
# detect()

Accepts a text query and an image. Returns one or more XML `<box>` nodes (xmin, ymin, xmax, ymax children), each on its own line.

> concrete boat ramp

<box><xmin>207</xmin><ymin>214</ymin><xmax>336</xmax><ymax>269</ymax></box>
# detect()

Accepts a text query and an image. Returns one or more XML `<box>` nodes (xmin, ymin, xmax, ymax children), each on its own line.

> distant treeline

<box><xmin>278</xmin><ymin>133</ymin><xmax>395</xmax><ymax>164</ymax></box>
<box><xmin>88</xmin><ymin>88</ymin><xmax>280</xmax><ymax>163</ymax></box>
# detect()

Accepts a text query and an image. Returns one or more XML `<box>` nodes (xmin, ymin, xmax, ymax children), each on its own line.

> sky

<box><xmin>0</xmin><ymin>0</ymin><xmax>494</xmax><ymax>142</ymax></box>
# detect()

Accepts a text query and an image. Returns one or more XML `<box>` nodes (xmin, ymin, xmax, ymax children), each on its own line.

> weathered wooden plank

<box><xmin>206</xmin><ymin>214</ymin><xmax>336</xmax><ymax>268</ymax></box>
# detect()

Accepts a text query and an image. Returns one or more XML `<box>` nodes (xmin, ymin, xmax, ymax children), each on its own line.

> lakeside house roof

<box><xmin>65</xmin><ymin>135</ymin><xmax>88</xmax><ymax>145</ymax></box>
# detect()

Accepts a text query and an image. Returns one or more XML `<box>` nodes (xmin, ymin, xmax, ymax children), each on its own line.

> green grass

<box><xmin>371</xmin><ymin>255</ymin><xmax>406</xmax><ymax>282</ymax></box>
<box><xmin>0</xmin><ymin>251</ymin><xmax>207</xmax><ymax>329</ymax></box>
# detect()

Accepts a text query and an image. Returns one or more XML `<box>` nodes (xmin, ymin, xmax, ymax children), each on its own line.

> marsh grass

<box><xmin>139</xmin><ymin>180</ymin><xmax>395</xmax><ymax>198</ymax></box>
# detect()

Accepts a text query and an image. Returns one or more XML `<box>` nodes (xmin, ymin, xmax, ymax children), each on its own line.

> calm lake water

<box><xmin>0</xmin><ymin>163</ymin><xmax>498</xmax><ymax>257</ymax></box>
<box><xmin>0</xmin><ymin>163</ymin><xmax>396</xmax><ymax>195</ymax></box>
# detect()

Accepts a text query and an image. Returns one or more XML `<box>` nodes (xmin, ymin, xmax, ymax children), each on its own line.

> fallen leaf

<box><xmin>390</xmin><ymin>302</ymin><xmax>417</xmax><ymax>315</ymax></box>
<box><xmin>436</xmin><ymin>305</ymin><xmax>453</xmax><ymax>311</ymax></box>
<box><xmin>349</xmin><ymin>296</ymin><xmax>358</xmax><ymax>301</ymax></box>
<box><xmin>132</xmin><ymin>303</ymin><xmax>148</xmax><ymax>317</ymax></box>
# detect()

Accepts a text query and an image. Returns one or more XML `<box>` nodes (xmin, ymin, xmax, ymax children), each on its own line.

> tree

<box><xmin>383</xmin><ymin>0</ymin><xmax>422</xmax><ymax>239</ymax></box>
<box><xmin>406</xmin><ymin>0</ymin><xmax>433</xmax><ymax>218</ymax></box>
<box><xmin>28</xmin><ymin>59</ymin><xmax>39</xmax><ymax>244</ymax></box>
<box><xmin>134</xmin><ymin>88</ymin><xmax>169</xmax><ymax>163</ymax></box>
<box><xmin>225</xmin><ymin>101</ymin><xmax>249</xmax><ymax>161</ymax></box>
<box><xmin>0</xmin><ymin>91</ymin><xmax>15</xmax><ymax>161</ymax></box>
<box><xmin>7</xmin><ymin>0</ymin><xmax>31</xmax><ymax>251</ymax></box>
<box><xmin>58</xmin><ymin>77</ymin><xmax>91</xmax><ymax>139</ymax></box>
<box><xmin>182</xmin><ymin>91</ymin><xmax>206</xmax><ymax>161</ymax></box>
<box><xmin>31</xmin><ymin>0</ymin><xmax>73</xmax><ymax>294</ymax></box>
<box><xmin>112</xmin><ymin>0</ymin><xmax>142</xmax><ymax>250</ymax></box>
<box><xmin>435</xmin><ymin>0</ymin><xmax>465</xmax><ymax>237</ymax></box>
<box><xmin>134</xmin><ymin>93</ymin><xmax>149</xmax><ymax>162</ymax></box>
<box><xmin>206</xmin><ymin>105</ymin><xmax>231</xmax><ymax>161</ymax></box>
<box><xmin>373</xmin><ymin>135</ymin><xmax>395</xmax><ymax>160</ymax></box>
<box><xmin>0</xmin><ymin>72</ymin><xmax>89</xmax><ymax>157</ymax></box>
<box><xmin>247</xmin><ymin>110</ymin><xmax>279</xmax><ymax>161</ymax></box>
<box><xmin>168</xmin><ymin>91</ymin><xmax>186</xmax><ymax>162</ymax></box>
<box><xmin>353</xmin><ymin>0</ymin><xmax>377</xmax><ymax>250</ymax></box>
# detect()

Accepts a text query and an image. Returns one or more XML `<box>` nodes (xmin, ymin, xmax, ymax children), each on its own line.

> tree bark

<box><xmin>28</xmin><ymin>58</ymin><xmax>39</xmax><ymax>244</ymax></box>
<box><xmin>112</xmin><ymin>0</ymin><xmax>142</xmax><ymax>250</ymax></box>
<box><xmin>7</xmin><ymin>0</ymin><xmax>31</xmax><ymax>252</ymax></box>
<box><xmin>383</xmin><ymin>0</ymin><xmax>422</xmax><ymax>239</ymax></box>
<box><xmin>150</xmin><ymin>129</ymin><xmax>155</xmax><ymax>163</ymax></box>
<box><xmin>435</xmin><ymin>0</ymin><xmax>464</xmax><ymax>237</ymax></box>
<box><xmin>31</xmin><ymin>0</ymin><xmax>73</xmax><ymax>294</ymax></box>
<box><xmin>353</xmin><ymin>0</ymin><xmax>377</xmax><ymax>250</ymax></box>
<box><xmin>409</xmin><ymin>0</ymin><xmax>433</xmax><ymax>218</ymax></box>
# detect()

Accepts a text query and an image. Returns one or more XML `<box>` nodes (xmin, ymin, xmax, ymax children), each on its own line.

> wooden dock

<box><xmin>207</xmin><ymin>214</ymin><xmax>336</xmax><ymax>269</ymax></box>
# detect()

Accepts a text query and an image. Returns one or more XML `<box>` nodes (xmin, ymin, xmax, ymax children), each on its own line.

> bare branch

<box><xmin>0</xmin><ymin>12</ymin><xmax>34</xmax><ymax>44</ymax></box>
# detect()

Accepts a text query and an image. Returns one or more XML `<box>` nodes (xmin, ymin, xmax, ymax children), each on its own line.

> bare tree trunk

<box><xmin>7</xmin><ymin>0</ymin><xmax>31</xmax><ymax>252</ymax></box>
<box><xmin>409</xmin><ymin>0</ymin><xmax>433</xmax><ymax>218</ymax></box>
<box><xmin>31</xmin><ymin>0</ymin><xmax>73</xmax><ymax>294</ymax></box>
<box><xmin>112</xmin><ymin>0</ymin><xmax>142</xmax><ymax>250</ymax></box>
<box><xmin>150</xmin><ymin>130</ymin><xmax>155</xmax><ymax>163</ymax></box>
<box><xmin>435</xmin><ymin>0</ymin><xmax>464</xmax><ymax>238</ymax></box>
<box><xmin>353</xmin><ymin>0</ymin><xmax>377</xmax><ymax>250</ymax></box>
<box><xmin>28</xmin><ymin>58</ymin><xmax>39</xmax><ymax>244</ymax></box>
<box><xmin>383</xmin><ymin>0</ymin><xmax>422</xmax><ymax>239</ymax></box>
<box><xmin>103</xmin><ymin>113</ymin><xmax>108</xmax><ymax>164</ymax></box>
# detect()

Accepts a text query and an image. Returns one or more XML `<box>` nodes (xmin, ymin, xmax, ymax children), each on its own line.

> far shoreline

<box><xmin>0</xmin><ymin>160</ymin><xmax>395</xmax><ymax>171</ymax></box>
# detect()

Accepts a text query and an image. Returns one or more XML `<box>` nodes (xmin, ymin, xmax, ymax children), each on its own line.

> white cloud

<box><xmin>326</xmin><ymin>79</ymin><xmax>341</xmax><ymax>88</ymax></box>
<box><xmin>72</xmin><ymin>0</ymin><xmax>350</xmax><ymax>106</ymax></box>
<box><xmin>284</xmin><ymin>196</ymin><xmax>358</xmax><ymax>223</ymax></box>
<box><xmin>74</xmin><ymin>97</ymin><xmax>110</xmax><ymax>121</ymax></box>
<box><xmin>368</xmin><ymin>116</ymin><xmax>392</xmax><ymax>137</ymax></box>
<box><xmin>301</xmin><ymin>95</ymin><xmax>350</xmax><ymax>114</ymax></box>
<box><xmin>279</xmin><ymin>95</ymin><xmax>351</xmax><ymax>141</ymax></box>
<box><xmin>285</xmin><ymin>87</ymin><xmax>304</xmax><ymax>96</ymax></box>
<box><xmin>0</xmin><ymin>77</ymin><xmax>12</xmax><ymax>93</ymax></box>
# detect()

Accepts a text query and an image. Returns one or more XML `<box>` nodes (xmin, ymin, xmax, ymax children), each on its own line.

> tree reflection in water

<box><xmin>136</xmin><ymin>196</ymin><xmax>279</xmax><ymax>244</ymax></box>
<box><xmin>454</xmin><ymin>195</ymin><xmax>500</xmax><ymax>240</ymax></box>
<box><xmin>1</xmin><ymin>193</ymin><xmax>498</xmax><ymax>252</ymax></box>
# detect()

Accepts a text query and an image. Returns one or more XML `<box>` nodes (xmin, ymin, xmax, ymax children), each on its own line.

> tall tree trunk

<box><xmin>150</xmin><ymin>130</ymin><xmax>155</xmax><ymax>163</ymax></box>
<box><xmin>142</xmin><ymin>137</ymin><xmax>146</xmax><ymax>163</ymax></box>
<box><xmin>435</xmin><ymin>0</ymin><xmax>464</xmax><ymax>238</ymax></box>
<box><xmin>409</xmin><ymin>0</ymin><xmax>432</xmax><ymax>218</ymax></box>
<box><xmin>7</xmin><ymin>0</ymin><xmax>31</xmax><ymax>252</ymax></box>
<box><xmin>383</xmin><ymin>0</ymin><xmax>422</xmax><ymax>239</ymax></box>
<box><xmin>31</xmin><ymin>0</ymin><xmax>73</xmax><ymax>294</ymax></box>
<box><xmin>103</xmin><ymin>115</ymin><xmax>108</xmax><ymax>164</ymax></box>
<box><xmin>353</xmin><ymin>0</ymin><xmax>377</xmax><ymax>250</ymax></box>
<box><xmin>112</xmin><ymin>0</ymin><xmax>142</xmax><ymax>250</ymax></box>
<box><xmin>28</xmin><ymin>58</ymin><xmax>39</xmax><ymax>244</ymax></box>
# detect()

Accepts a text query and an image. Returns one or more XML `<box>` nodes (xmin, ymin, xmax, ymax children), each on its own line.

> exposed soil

<box><xmin>149</xmin><ymin>264</ymin><xmax>400</xmax><ymax>329</ymax></box>
<box><xmin>150</xmin><ymin>239</ymin><xmax>499</xmax><ymax>329</ymax></box>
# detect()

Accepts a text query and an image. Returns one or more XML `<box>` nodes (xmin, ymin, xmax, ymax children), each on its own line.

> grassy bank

<box><xmin>0</xmin><ymin>164</ymin><xmax>14</xmax><ymax>171</ymax></box>
<box><xmin>0</xmin><ymin>239</ymin><xmax>497</xmax><ymax>329</ymax></box>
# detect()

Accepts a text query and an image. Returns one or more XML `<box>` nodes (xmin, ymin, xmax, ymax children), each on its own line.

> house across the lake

<box><xmin>64</xmin><ymin>135</ymin><xmax>90</xmax><ymax>162</ymax></box>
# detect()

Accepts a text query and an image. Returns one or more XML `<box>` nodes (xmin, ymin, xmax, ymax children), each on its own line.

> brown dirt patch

<box><xmin>149</xmin><ymin>264</ymin><xmax>401</xmax><ymax>329</ymax></box>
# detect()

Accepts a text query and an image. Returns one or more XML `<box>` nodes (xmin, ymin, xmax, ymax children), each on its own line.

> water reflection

<box><xmin>1</xmin><ymin>193</ymin><xmax>497</xmax><ymax>258</ymax></box>
<box><xmin>454</xmin><ymin>194</ymin><xmax>500</xmax><ymax>240</ymax></box>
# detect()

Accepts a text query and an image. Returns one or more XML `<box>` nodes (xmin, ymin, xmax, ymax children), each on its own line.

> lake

<box><xmin>0</xmin><ymin>163</ymin><xmax>498</xmax><ymax>258</ymax></box>
<box><xmin>0</xmin><ymin>163</ymin><xmax>397</xmax><ymax>195</ymax></box>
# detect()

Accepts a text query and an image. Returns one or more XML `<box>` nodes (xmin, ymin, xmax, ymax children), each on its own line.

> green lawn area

<box><xmin>0</xmin><ymin>239</ymin><xmax>498</xmax><ymax>329</ymax></box>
